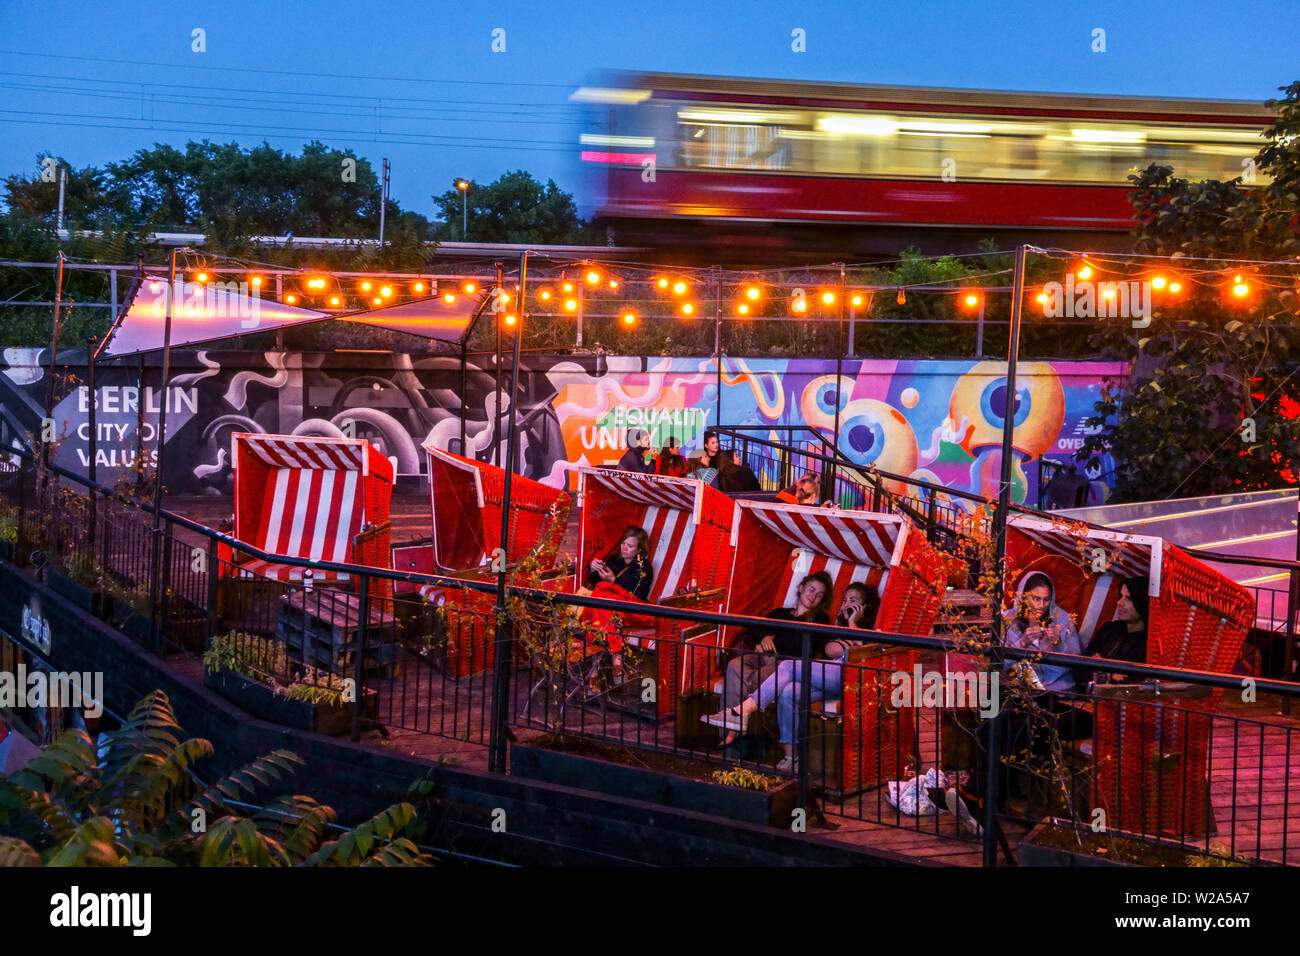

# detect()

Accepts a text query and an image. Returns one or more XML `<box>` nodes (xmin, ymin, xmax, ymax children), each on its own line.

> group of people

<box><xmin>593</xmin><ymin>435</ymin><xmax>1158</xmax><ymax>781</ymax></box>
<box><xmin>697</xmin><ymin>568</ymin><xmax>1153</xmax><ymax>773</ymax></box>
<box><xmin>617</xmin><ymin>429</ymin><xmax>761</xmax><ymax>493</ymax></box>
<box><xmin>703</xmin><ymin>572</ymin><xmax>881</xmax><ymax>771</ymax></box>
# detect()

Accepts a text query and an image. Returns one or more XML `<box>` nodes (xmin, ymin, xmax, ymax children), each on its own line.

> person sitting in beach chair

<box><xmin>704</xmin><ymin>582</ymin><xmax>878</xmax><ymax>771</ymax></box>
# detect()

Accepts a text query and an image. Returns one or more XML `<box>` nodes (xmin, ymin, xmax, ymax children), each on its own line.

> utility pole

<box><xmin>378</xmin><ymin>158</ymin><xmax>390</xmax><ymax>245</ymax></box>
<box><xmin>457</xmin><ymin>179</ymin><xmax>470</xmax><ymax>240</ymax></box>
<box><xmin>56</xmin><ymin>166</ymin><xmax>67</xmax><ymax>235</ymax></box>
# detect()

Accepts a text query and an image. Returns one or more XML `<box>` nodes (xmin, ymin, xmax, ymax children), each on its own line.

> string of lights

<box><xmin>80</xmin><ymin>241</ymin><xmax>1300</xmax><ymax>335</ymax></box>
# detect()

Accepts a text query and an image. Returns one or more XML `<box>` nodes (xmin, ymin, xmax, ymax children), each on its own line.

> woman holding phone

<box><xmin>1002</xmin><ymin>572</ymin><xmax>1081</xmax><ymax>692</ymax></box>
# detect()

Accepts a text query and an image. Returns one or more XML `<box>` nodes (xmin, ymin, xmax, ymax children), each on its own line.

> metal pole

<box><xmin>489</xmin><ymin>251</ymin><xmax>528</xmax><ymax>773</ymax></box>
<box><xmin>379</xmin><ymin>158</ymin><xmax>389</xmax><ymax>246</ymax></box>
<box><xmin>462</xmin><ymin>187</ymin><xmax>468</xmax><ymax>241</ymax></box>
<box><xmin>149</xmin><ymin>248</ymin><xmax>181</xmax><ymax>653</ymax></box>
<box><xmin>832</xmin><ymin>263</ymin><xmax>845</xmax><ymax>493</ymax></box>
<box><xmin>458</xmin><ymin>343</ymin><xmax>468</xmax><ymax>457</ymax></box>
<box><xmin>493</xmin><ymin>261</ymin><xmax>504</xmax><ymax>466</ymax></box>
<box><xmin>86</xmin><ymin>336</ymin><xmax>97</xmax><ymax>558</ymax></box>
<box><xmin>56</xmin><ymin>166</ymin><xmax>66</xmax><ymax>234</ymax></box>
<box><xmin>576</xmin><ymin>276</ymin><xmax>584</xmax><ymax>348</ymax></box>
<box><xmin>351</xmin><ymin>573</ymin><xmax>371</xmax><ymax>742</ymax></box>
<box><xmin>796</xmin><ymin>630</ymin><xmax>812</xmax><ymax>814</ymax></box>
<box><xmin>975</xmin><ymin>298</ymin><xmax>986</xmax><ymax>358</ymax></box>
<box><xmin>982</xmin><ymin>242</ymin><xmax>1028</xmax><ymax>866</ymax></box>
<box><xmin>1284</xmin><ymin>489</ymin><xmax>1299</xmax><ymax>716</ymax></box>
<box><xmin>42</xmin><ymin>251</ymin><xmax>66</xmax><ymax>477</ymax></box>
<box><xmin>714</xmin><ymin>266</ymin><xmax>722</xmax><ymax>431</ymax></box>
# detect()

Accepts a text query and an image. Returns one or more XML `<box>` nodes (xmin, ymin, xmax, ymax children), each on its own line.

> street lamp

<box><xmin>456</xmin><ymin>180</ymin><xmax>469</xmax><ymax>240</ymax></box>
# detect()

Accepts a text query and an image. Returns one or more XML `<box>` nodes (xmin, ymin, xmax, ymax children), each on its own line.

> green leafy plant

<box><xmin>285</xmin><ymin>683</ymin><xmax>343</xmax><ymax>707</ymax></box>
<box><xmin>1078</xmin><ymin>81</ymin><xmax>1300</xmax><ymax>502</ymax></box>
<box><xmin>202</xmin><ymin>631</ymin><xmax>288</xmax><ymax>684</ymax></box>
<box><xmin>0</xmin><ymin>690</ymin><xmax>433</xmax><ymax>866</ymax></box>
<box><xmin>0</xmin><ymin>509</ymin><xmax>19</xmax><ymax>546</ymax></box>
<box><xmin>58</xmin><ymin>550</ymin><xmax>104</xmax><ymax>587</ymax></box>
<box><xmin>711</xmin><ymin>767</ymin><xmax>782</xmax><ymax>792</ymax></box>
<box><xmin>1186</xmin><ymin>844</ymin><xmax>1250</xmax><ymax>867</ymax></box>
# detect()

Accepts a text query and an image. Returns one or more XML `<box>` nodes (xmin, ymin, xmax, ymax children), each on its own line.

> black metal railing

<box><xmin>5</xmin><ymin>442</ymin><xmax>1300</xmax><ymax>866</ymax></box>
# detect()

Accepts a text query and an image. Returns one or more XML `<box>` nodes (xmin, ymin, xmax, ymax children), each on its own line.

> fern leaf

<box><xmin>44</xmin><ymin>817</ymin><xmax>122</xmax><ymax>867</ymax></box>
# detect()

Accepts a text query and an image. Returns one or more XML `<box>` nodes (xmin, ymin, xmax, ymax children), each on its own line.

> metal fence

<box><xmin>4</xmin><ymin>443</ymin><xmax>1300</xmax><ymax>866</ymax></box>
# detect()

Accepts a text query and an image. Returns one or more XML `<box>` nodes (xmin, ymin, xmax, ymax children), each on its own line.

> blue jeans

<box><xmin>745</xmin><ymin>658</ymin><xmax>844</xmax><ymax>745</ymax></box>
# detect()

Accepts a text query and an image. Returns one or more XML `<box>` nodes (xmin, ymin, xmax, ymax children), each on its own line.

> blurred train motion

<box><xmin>575</xmin><ymin>72</ymin><xmax>1274</xmax><ymax>260</ymax></box>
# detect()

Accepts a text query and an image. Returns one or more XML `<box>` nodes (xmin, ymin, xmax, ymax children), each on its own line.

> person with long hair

<box><xmin>704</xmin><ymin>570</ymin><xmax>834</xmax><ymax>749</ymax></box>
<box><xmin>583</xmin><ymin>525</ymin><xmax>655</xmax><ymax>676</ymax></box>
<box><xmin>706</xmin><ymin>582</ymin><xmax>880</xmax><ymax>770</ymax></box>
<box><xmin>657</xmin><ymin>436</ymin><xmax>689</xmax><ymax>477</ymax></box>
<box><xmin>1002</xmin><ymin>572</ymin><xmax>1081</xmax><ymax>692</ymax></box>
<box><xmin>1082</xmin><ymin>577</ymin><xmax>1150</xmax><ymax>682</ymax></box>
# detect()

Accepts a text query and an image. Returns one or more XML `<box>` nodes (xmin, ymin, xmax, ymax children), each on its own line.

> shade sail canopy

<box><xmin>341</xmin><ymin>292</ymin><xmax>486</xmax><ymax>343</ymax></box>
<box><xmin>101</xmin><ymin>275</ymin><xmax>486</xmax><ymax>357</ymax></box>
<box><xmin>101</xmin><ymin>275</ymin><xmax>330</xmax><ymax>357</ymax></box>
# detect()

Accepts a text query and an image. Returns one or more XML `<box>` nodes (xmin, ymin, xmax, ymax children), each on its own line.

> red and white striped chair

<box><xmin>399</xmin><ymin>445</ymin><xmax>571</xmax><ymax>678</ymax></box>
<box><xmin>573</xmin><ymin>467</ymin><xmax>736</xmax><ymax>718</ymax></box>
<box><xmin>229</xmin><ymin>432</ymin><xmax>394</xmax><ymax>588</ymax></box>
<box><xmin>683</xmin><ymin>500</ymin><xmax>946</xmax><ymax>792</ymax></box>
<box><xmin>1005</xmin><ymin>515</ymin><xmax>1254</xmax><ymax>838</ymax></box>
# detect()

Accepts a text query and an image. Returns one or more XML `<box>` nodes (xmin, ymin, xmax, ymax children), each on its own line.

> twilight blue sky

<box><xmin>2</xmin><ymin>0</ymin><xmax>1297</xmax><ymax>221</ymax></box>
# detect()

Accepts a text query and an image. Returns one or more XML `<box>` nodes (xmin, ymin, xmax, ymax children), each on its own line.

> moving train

<box><xmin>575</xmin><ymin>72</ymin><xmax>1275</xmax><ymax>259</ymax></box>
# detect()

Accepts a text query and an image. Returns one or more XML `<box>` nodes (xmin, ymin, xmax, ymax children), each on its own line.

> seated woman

<box><xmin>617</xmin><ymin>428</ymin><xmax>655</xmax><ymax>474</ymax></box>
<box><xmin>657</xmin><ymin>437</ymin><xmax>689</xmax><ymax>477</ymax></box>
<box><xmin>988</xmin><ymin>573</ymin><xmax>1086</xmax><ymax>780</ymax></box>
<box><xmin>581</xmin><ymin>525</ymin><xmax>655</xmax><ymax>676</ymax></box>
<box><xmin>1001</xmin><ymin>572</ymin><xmax>1082</xmax><ymax>693</ymax></box>
<box><xmin>706</xmin><ymin>583</ymin><xmax>881</xmax><ymax>771</ymax></box>
<box><xmin>694</xmin><ymin>429</ymin><xmax>761</xmax><ymax>492</ymax></box>
<box><xmin>702</xmin><ymin>571</ymin><xmax>834</xmax><ymax>749</ymax></box>
<box><xmin>777</xmin><ymin>473</ymin><xmax>821</xmax><ymax>506</ymax></box>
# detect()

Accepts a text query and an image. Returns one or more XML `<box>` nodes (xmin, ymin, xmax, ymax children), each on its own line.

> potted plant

<box><xmin>0</xmin><ymin>509</ymin><xmax>19</xmax><ymax>562</ymax></box>
<box><xmin>510</xmin><ymin>734</ymin><xmax>799</xmax><ymax>828</ymax></box>
<box><xmin>1018</xmin><ymin>817</ymin><xmax>1221</xmax><ymax>867</ymax></box>
<box><xmin>100</xmin><ymin>575</ymin><xmax>154</xmax><ymax>640</ymax></box>
<box><xmin>47</xmin><ymin>552</ymin><xmax>107</xmax><ymax>616</ymax></box>
<box><xmin>203</xmin><ymin>631</ymin><xmax>376</xmax><ymax>736</ymax></box>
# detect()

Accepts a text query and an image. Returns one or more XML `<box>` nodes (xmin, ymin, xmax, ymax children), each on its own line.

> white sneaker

<box><xmin>702</xmin><ymin>709</ymin><xmax>743</xmax><ymax>731</ymax></box>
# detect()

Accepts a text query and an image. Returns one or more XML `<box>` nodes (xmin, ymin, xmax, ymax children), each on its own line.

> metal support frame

<box><xmin>982</xmin><ymin>242</ymin><xmax>1029</xmax><ymax>865</ymax></box>
<box><xmin>489</xmin><ymin>252</ymin><xmax>528</xmax><ymax>773</ymax></box>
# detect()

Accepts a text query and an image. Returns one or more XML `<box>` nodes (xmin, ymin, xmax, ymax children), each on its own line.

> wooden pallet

<box><xmin>278</xmin><ymin>590</ymin><xmax>398</xmax><ymax>677</ymax></box>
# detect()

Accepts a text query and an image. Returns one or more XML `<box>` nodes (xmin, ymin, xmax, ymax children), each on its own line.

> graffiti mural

<box><xmin>0</xmin><ymin>349</ymin><xmax>1125</xmax><ymax>507</ymax></box>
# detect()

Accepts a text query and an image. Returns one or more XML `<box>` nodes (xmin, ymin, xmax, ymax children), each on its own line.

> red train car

<box><xmin>576</xmin><ymin>72</ymin><xmax>1274</xmax><ymax>258</ymax></box>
